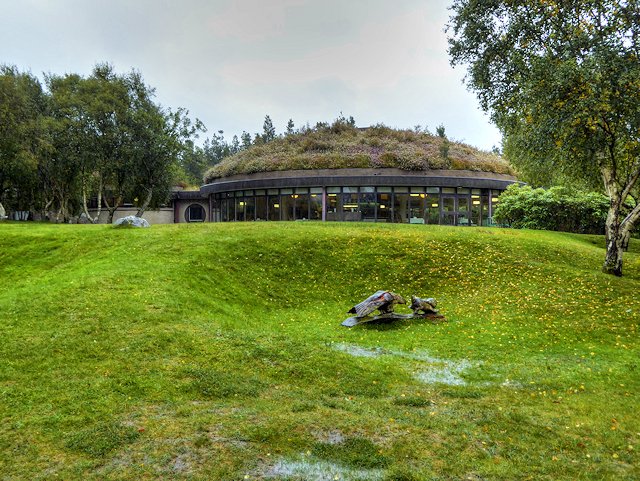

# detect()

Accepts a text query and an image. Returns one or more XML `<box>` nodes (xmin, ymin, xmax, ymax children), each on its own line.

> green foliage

<box><xmin>448</xmin><ymin>0</ymin><xmax>640</xmax><ymax>275</ymax></box>
<box><xmin>493</xmin><ymin>184</ymin><xmax>609</xmax><ymax>234</ymax></box>
<box><xmin>262</xmin><ymin>114</ymin><xmax>276</xmax><ymax>143</ymax></box>
<box><xmin>1</xmin><ymin>63</ymin><xmax>202</xmax><ymax>222</ymax></box>
<box><xmin>0</xmin><ymin>66</ymin><xmax>47</xmax><ymax>212</ymax></box>
<box><xmin>286</xmin><ymin>118</ymin><xmax>295</xmax><ymax>136</ymax></box>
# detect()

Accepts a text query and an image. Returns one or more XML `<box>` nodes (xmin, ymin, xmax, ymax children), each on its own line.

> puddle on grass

<box><xmin>265</xmin><ymin>458</ymin><xmax>384</xmax><ymax>481</ymax></box>
<box><xmin>414</xmin><ymin>359</ymin><xmax>472</xmax><ymax>386</ymax></box>
<box><xmin>332</xmin><ymin>343</ymin><xmax>387</xmax><ymax>358</ymax></box>
<box><xmin>312</xmin><ymin>429</ymin><xmax>345</xmax><ymax>445</ymax></box>
<box><xmin>332</xmin><ymin>343</ymin><xmax>473</xmax><ymax>386</ymax></box>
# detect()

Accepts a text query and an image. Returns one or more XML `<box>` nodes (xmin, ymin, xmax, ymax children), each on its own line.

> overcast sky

<box><xmin>1</xmin><ymin>0</ymin><xmax>502</xmax><ymax>150</ymax></box>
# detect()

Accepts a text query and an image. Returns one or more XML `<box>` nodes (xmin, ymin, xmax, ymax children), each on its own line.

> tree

<box><xmin>240</xmin><ymin>131</ymin><xmax>252</xmax><ymax>149</ymax></box>
<box><xmin>448</xmin><ymin>0</ymin><xmax>640</xmax><ymax>276</ymax></box>
<box><xmin>124</xmin><ymin>71</ymin><xmax>203</xmax><ymax>217</ymax></box>
<box><xmin>262</xmin><ymin>115</ymin><xmax>276</xmax><ymax>143</ymax></box>
<box><xmin>286</xmin><ymin>118</ymin><xmax>295</xmax><ymax>136</ymax></box>
<box><xmin>436</xmin><ymin>124</ymin><xmax>450</xmax><ymax>159</ymax></box>
<box><xmin>0</xmin><ymin>66</ymin><xmax>47</xmax><ymax>216</ymax></box>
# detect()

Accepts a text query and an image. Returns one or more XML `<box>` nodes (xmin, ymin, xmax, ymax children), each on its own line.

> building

<box><xmin>200</xmin><ymin>168</ymin><xmax>519</xmax><ymax>226</ymax></box>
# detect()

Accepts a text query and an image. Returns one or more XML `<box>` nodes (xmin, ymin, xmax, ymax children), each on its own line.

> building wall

<box><xmin>89</xmin><ymin>208</ymin><xmax>175</xmax><ymax>224</ymax></box>
<box><xmin>174</xmin><ymin>200</ymin><xmax>209</xmax><ymax>223</ymax></box>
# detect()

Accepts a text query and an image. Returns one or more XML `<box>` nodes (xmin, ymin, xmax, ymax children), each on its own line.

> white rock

<box><xmin>113</xmin><ymin>215</ymin><xmax>150</xmax><ymax>228</ymax></box>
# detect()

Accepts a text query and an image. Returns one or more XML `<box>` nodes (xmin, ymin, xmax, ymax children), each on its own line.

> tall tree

<box><xmin>286</xmin><ymin>118</ymin><xmax>295</xmax><ymax>136</ymax></box>
<box><xmin>0</xmin><ymin>66</ymin><xmax>46</xmax><ymax>216</ymax></box>
<box><xmin>262</xmin><ymin>114</ymin><xmax>276</xmax><ymax>143</ymax></box>
<box><xmin>448</xmin><ymin>0</ymin><xmax>640</xmax><ymax>276</ymax></box>
<box><xmin>240</xmin><ymin>131</ymin><xmax>252</xmax><ymax>149</ymax></box>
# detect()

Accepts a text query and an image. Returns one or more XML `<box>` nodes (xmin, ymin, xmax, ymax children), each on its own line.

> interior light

<box><xmin>410</xmin><ymin>193</ymin><xmax>420</xmax><ymax>197</ymax></box>
<box><xmin>239</xmin><ymin>202</ymin><xmax>245</xmax><ymax>206</ymax></box>
<box><xmin>380</xmin><ymin>205</ymin><xmax>386</xmax><ymax>209</ymax></box>
<box><xmin>431</xmin><ymin>203</ymin><xmax>439</xmax><ymax>207</ymax></box>
<box><xmin>274</xmin><ymin>204</ymin><xmax>280</xmax><ymax>208</ymax></box>
<box><xmin>492</xmin><ymin>198</ymin><xmax>499</xmax><ymax>203</ymax></box>
<box><xmin>473</xmin><ymin>200</ymin><xmax>480</xmax><ymax>205</ymax></box>
<box><xmin>328</xmin><ymin>194</ymin><xmax>337</xmax><ymax>197</ymax></box>
<box><xmin>420</xmin><ymin>194</ymin><xmax>425</xmax><ymax>198</ymax></box>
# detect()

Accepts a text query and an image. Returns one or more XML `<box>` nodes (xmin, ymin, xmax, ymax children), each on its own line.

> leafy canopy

<box><xmin>448</xmin><ymin>0</ymin><xmax>639</xmax><ymax>188</ymax></box>
<box><xmin>448</xmin><ymin>0</ymin><xmax>640</xmax><ymax>276</ymax></box>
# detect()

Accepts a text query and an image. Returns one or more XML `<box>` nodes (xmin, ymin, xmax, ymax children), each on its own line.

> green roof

<box><xmin>204</xmin><ymin>124</ymin><xmax>514</xmax><ymax>183</ymax></box>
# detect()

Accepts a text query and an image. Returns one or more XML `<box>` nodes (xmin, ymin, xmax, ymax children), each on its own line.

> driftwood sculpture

<box><xmin>348</xmin><ymin>290</ymin><xmax>406</xmax><ymax>318</ymax></box>
<box><xmin>342</xmin><ymin>291</ymin><xmax>444</xmax><ymax>327</ymax></box>
<box><xmin>410</xmin><ymin>296</ymin><xmax>438</xmax><ymax>315</ymax></box>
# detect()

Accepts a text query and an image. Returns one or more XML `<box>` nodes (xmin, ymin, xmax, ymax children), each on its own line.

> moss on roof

<box><xmin>203</xmin><ymin>123</ymin><xmax>514</xmax><ymax>183</ymax></box>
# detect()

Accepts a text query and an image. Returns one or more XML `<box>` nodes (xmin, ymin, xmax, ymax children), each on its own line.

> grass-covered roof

<box><xmin>203</xmin><ymin>123</ymin><xmax>514</xmax><ymax>183</ymax></box>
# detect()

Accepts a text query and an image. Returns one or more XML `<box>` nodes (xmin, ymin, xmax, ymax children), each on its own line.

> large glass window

<box><xmin>212</xmin><ymin>185</ymin><xmax>502</xmax><ymax>226</ymax></box>
<box><xmin>342</xmin><ymin>192</ymin><xmax>360</xmax><ymax>221</ymax></box>
<box><xmin>268</xmin><ymin>196</ymin><xmax>281</xmax><ymax>221</ymax></box>
<box><xmin>424</xmin><ymin>193</ymin><xmax>440</xmax><ymax>224</ymax></box>
<box><xmin>235</xmin><ymin>198</ymin><xmax>245</xmax><ymax>221</ymax></box>
<box><xmin>310</xmin><ymin>193</ymin><xmax>323</xmax><ymax>220</ymax></box>
<box><xmin>481</xmin><ymin>193</ymin><xmax>490</xmax><ymax>226</ymax></box>
<box><xmin>376</xmin><ymin>193</ymin><xmax>392</xmax><ymax>222</ymax></box>
<box><xmin>360</xmin><ymin>192</ymin><xmax>377</xmax><ymax>221</ymax></box>
<box><xmin>281</xmin><ymin>194</ymin><xmax>295</xmax><ymax>221</ymax></box>
<box><xmin>255</xmin><ymin>195</ymin><xmax>268</xmax><ymax>221</ymax></box>
<box><xmin>409</xmin><ymin>193</ymin><xmax>425</xmax><ymax>223</ymax></box>
<box><xmin>327</xmin><ymin>193</ymin><xmax>340</xmax><ymax>221</ymax></box>
<box><xmin>295</xmin><ymin>194</ymin><xmax>310</xmax><ymax>220</ymax></box>
<box><xmin>490</xmin><ymin>191</ymin><xmax>501</xmax><ymax>222</ymax></box>
<box><xmin>244</xmin><ymin>197</ymin><xmax>255</xmax><ymax>221</ymax></box>
<box><xmin>470</xmin><ymin>191</ymin><xmax>481</xmax><ymax>226</ymax></box>
<box><xmin>457</xmin><ymin>195</ymin><xmax>470</xmax><ymax>225</ymax></box>
<box><xmin>442</xmin><ymin>196</ymin><xmax>456</xmax><ymax>225</ymax></box>
<box><xmin>393</xmin><ymin>192</ymin><xmax>409</xmax><ymax>223</ymax></box>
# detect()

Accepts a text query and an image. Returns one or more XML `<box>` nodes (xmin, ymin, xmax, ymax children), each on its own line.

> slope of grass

<box><xmin>0</xmin><ymin>222</ymin><xmax>638</xmax><ymax>480</ymax></box>
<box><xmin>204</xmin><ymin>124</ymin><xmax>514</xmax><ymax>182</ymax></box>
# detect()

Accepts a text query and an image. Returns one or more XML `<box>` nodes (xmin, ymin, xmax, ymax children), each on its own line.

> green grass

<box><xmin>0</xmin><ymin>222</ymin><xmax>638</xmax><ymax>480</ymax></box>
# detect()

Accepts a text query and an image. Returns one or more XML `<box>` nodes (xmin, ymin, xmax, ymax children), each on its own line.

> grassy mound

<box><xmin>0</xmin><ymin>222</ymin><xmax>638</xmax><ymax>480</ymax></box>
<box><xmin>204</xmin><ymin>124</ymin><xmax>514</xmax><ymax>182</ymax></box>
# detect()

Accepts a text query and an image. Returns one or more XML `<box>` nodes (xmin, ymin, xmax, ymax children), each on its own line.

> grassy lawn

<box><xmin>0</xmin><ymin>222</ymin><xmax>638</xmax><ymax>480</ymax></box>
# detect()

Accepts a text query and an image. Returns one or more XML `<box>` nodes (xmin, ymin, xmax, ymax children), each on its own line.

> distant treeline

<box><xmin>0</xmin><ymin>62</ymin><xmax>358</xmax><ymax>222</ymax></box>
<box><xmin>0</xmin><ymin>63</ymin><xmax>207</xmax><ymax>222</ymax></box>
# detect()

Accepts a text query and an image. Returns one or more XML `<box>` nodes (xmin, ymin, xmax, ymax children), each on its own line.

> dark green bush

<box><xmin>493</xmin><ymin>184</ymin><xmax>608</xmax><ymax>234</ymax></box>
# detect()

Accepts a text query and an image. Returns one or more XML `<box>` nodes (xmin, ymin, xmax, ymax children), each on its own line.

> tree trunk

<box><xmin>81</xmin><ymin>175</ymin><xmax>103</xmax><ymax>224</ymax></box>
<box><xmin>135</xmin><ymin>188</ymin><xmax>153</xmax><ymax>217</ymax></box>
<box><xmin>103</xmin><ymin>193</ymin><xmax>121</xmax><ymax>224</ymax></box>
<box><xmin>602</xmin><ymin>221</ymin><xmax>624</xmax><ymax>276</ymax></box>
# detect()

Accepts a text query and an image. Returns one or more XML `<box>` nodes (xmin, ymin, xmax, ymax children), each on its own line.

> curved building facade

<box><xmin>201</xmin><ymin>168</ymin><xmax>519</xmax><ymax>226</ymax></box>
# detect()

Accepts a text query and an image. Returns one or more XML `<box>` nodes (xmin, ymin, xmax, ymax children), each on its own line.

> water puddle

<box><xmin>332</xmin><ymin>343</ymin><xmax>473</xmax><ymax>386</ymax></box>
<box><xmin>265</xmin><ymin>458</ymin><xmax>384</xmax><ymax>481</ymax></box>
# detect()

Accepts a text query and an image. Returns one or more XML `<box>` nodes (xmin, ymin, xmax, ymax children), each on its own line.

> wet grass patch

<box><xmin>182</xmin><ymin>367</ymin><xmax>265</xmax><ymax>399</ymax></box>
<box><xmin>311</xmin><ymin>436</ymin><xmax>390</xmax><ymax>470</ymax></box>
<box><xmin>64</xmin><ymin>421</ymin><xmax>140</xmax><ymax>457</ymax></box>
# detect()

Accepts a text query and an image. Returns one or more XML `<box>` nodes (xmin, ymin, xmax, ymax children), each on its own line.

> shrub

<box><xmin>299</xmin><ymin>138</ymin><xmax>332</xmax><ymax>153</ymax></box>
<box><xmin>493</xmin><ymin>184</ymin><xmax>608</xmax><ymax>234</ymax></box>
